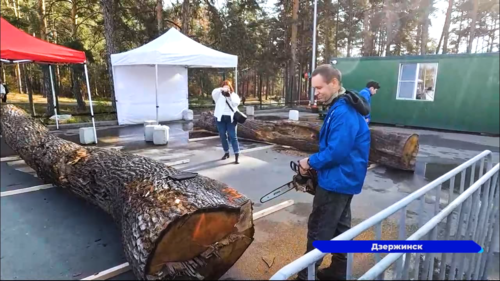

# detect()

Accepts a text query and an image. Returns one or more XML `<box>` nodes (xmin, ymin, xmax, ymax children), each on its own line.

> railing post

<box><xmin>480</xmin><ymin>175</ymin><xmax>499</xmax><ymax>280</ymax></box>
<box><xmin>374</xmin><ymin>222</ymin><xmax>383</xmax><ymax>280</ymax></box>
<box><xmin>395</xmin><ymin>207</ymin><xmax>406</xmax><ymax>279</ymax></box>
<box><xmin>346</xmin><ymin>253</ymin><xmax>353</xmax><ymax>280</ymax></box>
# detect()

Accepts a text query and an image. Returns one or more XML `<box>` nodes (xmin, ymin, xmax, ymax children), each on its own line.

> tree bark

<box><xmin>195</xmin><ymin>112</ymin><xmax>419</xmax><ymax>171</ymax></box>
<box><xmin>181</xmin><ymin>0</ymin><xmax>190</xmax><ymax>34</ymax></box>
<box><xmin>38</xmin><ymin>0</ymin><xmax>53</xmax><ymax>115</ymax></box>
<box><xmin>467</xmin><ymin>0</ymin><xmax>479</xmax><ymax>53</ymax></box>
<box><xmin>0</xmin><ymin>105</ymin><xmax>255</xmax><ymax>280</ymax></box>
<box><xmin>156</xmin><ymin>0</ymin><xmax>163</xmax><ymax>35</ymax></box>
<box><xmin>420</xmin><ymin>0</ymin><xmax>433</xmax><ymax>55</ymax></box>
<box><xmin>70</xmin><ymin>0</ymin><xmax>86</xmax><ymax>111</ymax></box>
<box><xmin>288</xmin><ymin>0</ymin><xmax>299</xmax><ymax>105</ymax></box>
<box><xmin>440</xmin><ymin>0</ymin><xmax>454</xmax><ymax>54</ymax></box>
<box><xmin>100</xmin><ymin>0</ymin><xmax>117</xmax><ymax>110</ymax></box>
<box><xmin>362</xmin><ymin>1</ymin><xmax>374</xmax><ymax>56</ymax></box>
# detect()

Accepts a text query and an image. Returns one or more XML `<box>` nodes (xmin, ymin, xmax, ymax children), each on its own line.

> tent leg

<box><xmin>49</xmin><ymin>65</ymin><xmax>59</xmax><ymax>130</ymax></box>
<box><xmin>155</xmin><ymin>64</ymin><xmax>159</xmax><ymax>122</ymax></box>
<box><xmin>84</xmin><ymin>63</ymin><xmax>98</xmax><ymax>144</ymax></box>
<box><xmin>235</xmin><ymin>67</ymin><xmax>238</xmax><ymax>95</ymax></box>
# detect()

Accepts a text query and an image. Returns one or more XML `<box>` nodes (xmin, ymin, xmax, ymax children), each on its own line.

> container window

<box><xmin>396</xmin><ymin>63</ymin><xmax>438</xmax><ymax>101</ymax></box>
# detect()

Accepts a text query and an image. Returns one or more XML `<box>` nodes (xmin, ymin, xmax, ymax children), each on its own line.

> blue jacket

<box><xmin>308</xmin><ymin>97</ymin><xmax>371</xmax><ymax>195</ymax></box>
<box><xmin>359</xmin><ymin>88</ymin><xmax>371</xmax><ymax>123</ymax></box>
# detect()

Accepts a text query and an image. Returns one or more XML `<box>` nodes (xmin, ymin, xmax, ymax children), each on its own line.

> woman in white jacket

<box><xmin>212</xmin><ymin>80</ymin><xmax>241</xmax><ymax>164</ymax></box>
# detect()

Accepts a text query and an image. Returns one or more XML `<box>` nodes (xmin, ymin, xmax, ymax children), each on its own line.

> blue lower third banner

<box><xmin>313</xmin><ymin>240</ymin><xmax>483</xmax><ymax>253</ymax></box>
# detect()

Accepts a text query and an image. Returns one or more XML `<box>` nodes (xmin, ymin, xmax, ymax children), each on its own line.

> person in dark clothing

<box><xmin>358</xmin><ymin>81</ymin><xmax>380</xmax><ymax>124</ymax></box>
<box><xmin>296</xmin><ymin>64</ymin><xmax>371</xmax><ymax>280</ymax></box>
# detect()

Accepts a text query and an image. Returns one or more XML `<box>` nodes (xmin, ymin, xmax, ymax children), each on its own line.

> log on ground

<box><xmin>0</xmin><ymin>104</ymin><xmax>255</xmax><ymax>280</ymax></box>
<box><xmin>195</xmin><ymin>111</ymin><xmax>419</xmax><ymax>171</ymax></box>
<box><xmin>369</xmin><ymin>127</ymin><xmax>419</xmax><ymax>171</ymax></box>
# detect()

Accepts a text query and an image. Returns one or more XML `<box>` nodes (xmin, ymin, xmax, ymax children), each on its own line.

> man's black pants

<box><xmin>297</xmin><ymin>186</ymin><xmax>353</xmax><ymax>280</ymax></box>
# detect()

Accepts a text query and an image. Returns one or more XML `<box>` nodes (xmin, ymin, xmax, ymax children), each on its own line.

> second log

<box><xmin>195</xmin><ymin>111</ymin><xmax>419</xmax><ymax>171</ymax></box>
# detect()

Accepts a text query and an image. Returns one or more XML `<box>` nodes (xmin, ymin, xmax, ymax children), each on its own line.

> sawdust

<box><xmin>272</xmin><ymin>146</ymin><xmax>310</xmax><ymax>158</ymax></box>
<box><xmin>222</xmin><ymin>217</ymin><xmax>419</xmax><ymax>280</ymax></box>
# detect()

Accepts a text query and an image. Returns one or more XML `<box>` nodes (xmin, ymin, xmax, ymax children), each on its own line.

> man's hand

<box><xmin>299</xmin><ymin>158</ymin><xmax>310</xmax><ymax>175</ymax></box>
<box><xmin>365</xmin><ymin>118</ymin><xmax>370</xmax><ymax>123</ymax></box>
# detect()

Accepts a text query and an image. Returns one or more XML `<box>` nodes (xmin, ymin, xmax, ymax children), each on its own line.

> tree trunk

<box><xmin>362</xmin><ymin>1</ymin><xmax>374</xmax><ymax>56</ymax></box>
<box><xmin>440</xmin><ymin>0</ymin><xmax>454</xmax><ymax>54</ymax></box>
<box><xmin>182</xmin><ymin>0</ymin><xmax>190</xmax><ymax>34</ymax></box>
<box><xmin>25</xmin><ymin>65</ymin><xmax>36</xmax><ymax>116</ymax></box>
<box><xmin>71</xmin><ymin>67</ymin><xmax>86</xmax><ymax>111</ymax></box>
<box><xmin>488</xmin><ymin>18</ymin><xmax>498</xmax><ymax>53</ymax></box>
<box><xmin>16</xmin><ymin>64</ymin><xmax>23</xmax><ymax>94</ymax></box>
<box><xmin>157</xmin><ymin>0</ymin><xmax>163</xmax><ymax>35</ymax></box>
<box><xmin>266</xmin><ymin>76</ymin><xmax>269</xmax><ymax>100</ymax></box>
<box><xmin>369</xmin><ymin>128</ymin><xmax>419</xmax><ymax>171</ymax></box>
<box><xmin>100</xmin><ymin>0</ymin><xmax>117</xmax><ymax>110</ymax></box>
<box><xmin>288</xmin><ymin>0</ymin><xmax>299</xmax><ymax>105</ymax></box>
<box><xmin>335</xmin><ymin>6</ymin><xmax>340</xmax><ymax>56</ymax></box>
<box><xmin>420</xmin><ymin>0</ymin><xmax>433</xmax><ymax>55</ymax></box>
<box><xmin>195</xmin><ymin>112</ymin><xmax>420</xmax><ymax>171</ymax></box>
<box><xmin>42</xmin><ymin>65</ymin><xmax>54</xmax><ymax>116</ymax></box>
<box><xmin>0</xmin><ymin>105</ymin><xmax>255</xmax><ymax>280</ymax></box>
<box><xmin>455</xmin><ymin>10</ymin><xmax>465</xmax><ymax>53</ymax></box>
<box><xmin>38</xmin><ymin>0</ymin><xmax>53</xmax><ymax>115</ymax></box>
<box><xmin>416</xmin><ymin>23</ymin><xmax>421</xmax><ymax>54</ymax></box>
<box><xmin>384</xmin><ymin>3</ymin><xmax>396</xmax><ymax>56</ymax></box>
<box><xmin>258</xmin><ymin>75</ymin><xmax>263</xmax><ymax>104</ymax></box>
<box><xmin>467</xmin><ymin>0</ymin><xmax>479</xmax><ymax>53</ymax></box>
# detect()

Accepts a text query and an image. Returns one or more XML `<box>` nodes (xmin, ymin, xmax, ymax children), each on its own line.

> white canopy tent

<box><xmin>110</xmin><ymin>28</ymin><xmax>238</xmax><ymax>125</ymax></box>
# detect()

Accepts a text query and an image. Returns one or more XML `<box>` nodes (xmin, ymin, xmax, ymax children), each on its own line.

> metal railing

<box><xmin>358</xmin><ymin>162</ymin><xmax>499</xmax><ymax>280</ymax></box>
<box><xmin>269</xmin><ymin>150</ymin><xmax>498</xmax><ymax>280</ymax></box>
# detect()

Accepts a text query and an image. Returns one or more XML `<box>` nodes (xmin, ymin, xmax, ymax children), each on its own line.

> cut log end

<box><xmin>147</xmin><ymin>202</ymin><xmax>254</xmax><ymax>279</ymax></box>
<box><xmin>402</xmin><ymin>134</ymin><xmax>420</xmax><ymax>167</ymax></box>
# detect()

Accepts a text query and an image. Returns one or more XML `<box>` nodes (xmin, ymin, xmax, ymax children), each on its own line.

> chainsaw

<box><xmin>260</xmin><ymin>160</ymin><xmax>318</xmax><ymax>203</ymax></box>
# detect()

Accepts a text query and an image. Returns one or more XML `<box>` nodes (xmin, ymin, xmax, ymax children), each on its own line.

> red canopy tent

<box><xmin>0</xmin><ymin>17</ymin><xmax>97</xmax><ymax>143</ymax></box>
<box><xmin>0</xmin><ymin>17</ymin><xmax>86</xmax><ymax>63</ymax></box>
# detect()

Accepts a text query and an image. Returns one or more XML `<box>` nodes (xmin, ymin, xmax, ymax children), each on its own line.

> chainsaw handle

<box><xmin>291</xmin><ymin>160</ymin><xmax>312</xmax><ymax>178</ymax></box>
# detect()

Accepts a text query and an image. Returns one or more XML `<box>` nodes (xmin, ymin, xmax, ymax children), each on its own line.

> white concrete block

<box><xmin>144</xmin><ymin>120</ymin><xmax>158</xmax><ymax>138</ymax></box>
<box><xmin>289</xmin><ymin>110</ymin><xmax>299</xmax><ymax>121</ymax></box>
<box><xmin>182</xmin><ymin>122</ymin><xmax>194</xmax><ymax>131</ymax></box>
<box><xmin>182</xmin><ymin>110</ymin><xmax>194</xmax><ymax>121</ymax></box>
<box><xmin>145</xmin><ymin>125</ymin><xmax>159</xmax><ymax>142</ymax></box>
<box><xmin>246</xmin><ymin>106</ymin><xmax>255</xmax><ymax>116</ymax></box>
<box><xmin>153</xmin><ymin>126</ymin><xmax>169</xmax><ymax>145</ymax></box>
<box><xmin>79</xmin><ymin>127</ymin><xmax>96</xmax><ymax>144</ymax></box>
<box><xmin>144</xmin><ymin>120</ymin><xmax>158</xmax><ymax>127</ymax></box>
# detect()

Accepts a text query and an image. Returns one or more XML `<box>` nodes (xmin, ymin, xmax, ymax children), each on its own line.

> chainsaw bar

<box><xmin>259</xmin><ymin>181</ymin><xmax>295</xmax><ymax>203</ymax></box>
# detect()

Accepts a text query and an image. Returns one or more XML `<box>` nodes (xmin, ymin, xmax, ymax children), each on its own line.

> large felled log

<box><xmin>0</xmin><ymin>104</ymin><xmax>254</xmax><ymax>280</ymax></box>
<box><xmin>195</xmin><ymin>111</ymin><xmax>419</xmax><ymax>171</ymax></box>
<box><xmin>369</xmin><ymin>127</ymin><xmax>419</xmax><ymax>171</ymax></box>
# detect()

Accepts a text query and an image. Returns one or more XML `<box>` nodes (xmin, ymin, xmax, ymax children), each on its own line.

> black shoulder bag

<box><xmin>225</xmin><ymin>98</ymin><xmax>247</xmax><ymax>124</ymax></box>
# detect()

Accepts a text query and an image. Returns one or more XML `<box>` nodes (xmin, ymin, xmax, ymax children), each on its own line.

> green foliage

<box><xmin>1</xmin><ymin>0</ymin><xmax>496</xmax><ymax>108</ymax></box>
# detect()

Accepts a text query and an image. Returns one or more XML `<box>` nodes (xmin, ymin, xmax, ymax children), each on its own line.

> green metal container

<box><xmin>332</xmin><ymin>53</ymin><xmax>500</xmax><ymax>135</ymax></box>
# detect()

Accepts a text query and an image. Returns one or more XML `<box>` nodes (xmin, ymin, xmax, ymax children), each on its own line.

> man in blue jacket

<box><xmin>358</xmin><ymin>81</ymin><xmax>380</xmax><ymax>124</ymax></box>
<box><xmin>296</xmin><ymin>64</ymin><xmax>371</xmax><ymax>280</ymax></box>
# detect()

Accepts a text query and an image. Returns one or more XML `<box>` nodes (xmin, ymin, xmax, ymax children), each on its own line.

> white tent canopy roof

<box><xmin>111</xmin><ymin>28</ymin><xmax>237</xmax><ymax>68</ymax></box>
